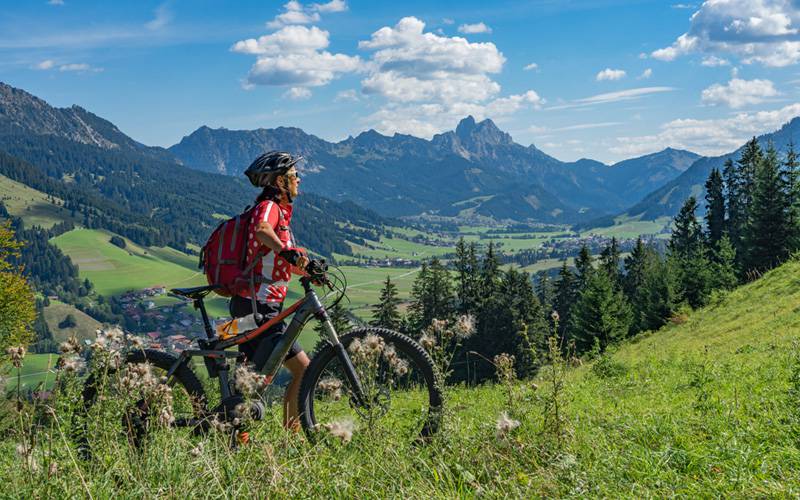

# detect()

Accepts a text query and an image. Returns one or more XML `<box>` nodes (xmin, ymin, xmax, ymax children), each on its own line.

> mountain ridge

<box><xmin>169</xmin><ymin>115</ymin><xmax>700</xmax><ymax>222</ymax></box>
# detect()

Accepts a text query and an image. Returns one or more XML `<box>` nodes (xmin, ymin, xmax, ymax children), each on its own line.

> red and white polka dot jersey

<box><xmin>239</xmin><ymin>200</ymin><xmax>294</xmax><ymax>304</ymax></box>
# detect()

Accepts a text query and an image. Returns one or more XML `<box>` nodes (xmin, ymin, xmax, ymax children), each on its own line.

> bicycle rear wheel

<box><xmin>299</xmin><ymin>327</ymin><xmax>443</xmax><ymax>443</ymax></box>
<box><xmin>78</xmin><ymin>349</ymin><xmax>207</xmax><ymax>457</ymax></box>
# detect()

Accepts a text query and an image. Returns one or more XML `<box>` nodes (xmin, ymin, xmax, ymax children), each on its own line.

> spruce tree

<box><xmin>535</xmin><ymin>271</ymin><xmax>554</xmax><ymax>312</ymax></box>
<box><xmin>408</xmin><ymin>257</ymin><xmax>454</xmax><ymax>331</ymax></box>
<box><xmin>568</xmin><ymin>269</ymin><xmax>631</xmax><ymax>353</ymax></box>
<box><xmin>783</xmin><ymin>141</ymin><xmax>800</xmax><ymax>251</ymax></box>
<box><xmin>552</xmin><ymin>261</ymin><xmax>577</xmax><ymax>340</ymax></box>
<box><xmin>746</xmin><ymin>143</ymin><xmax>790</xmax><ymax>272</ymax></box>
<box><xmin>704</xmin><ymin>167</ymin><xmax>726</xmax><ymax>252</ymax></box>
<box><xmin>738</xmin><ymin>137</ymin><xmax>763</xmax><ymax>214</ymax></box>
<box><xmin>574</xmin><ymin>244</ymin><xmax>593</xmax><ymax>289</ymax></box>
<box><xmin>600</xmin><ymin>237</ymin><xmax>622</xmax><ymax>289</ymax></box>
<box><xmin>481</xmin><ymin>242</ymin><xmax>501</xmax><ymax>298</ymax></box>
<box><xmin>623</xmin><ymin>237</ymin><xmax>656</xmax><ymax>334</ymax></box>
<box><xmin>669</xmin><ymin>196</ymin><xmax>712</xmax><ymax>308</ymax></box>
<box><xmin>370</xmin><ymin>275</ymin><xmax>401</xmax><ymax>330</ymax></box>
<box><xmin>454</xmin><ymin>238</ymin><xmax>480</xmax><ymax>314</ymax></box>
<box><xmin>709</xmin><ymin>235</ymin><xmax>738</xmax><ymax>291</ymax></box>
<box><xmin>639</xmin><ymin>254</ymin><xmax>677</xmax><ymax>332</ymax></box>
<box><xmin>723</xmin><ymin>157</ymin><xmax>745</xmax><ymax>262</ymax></box>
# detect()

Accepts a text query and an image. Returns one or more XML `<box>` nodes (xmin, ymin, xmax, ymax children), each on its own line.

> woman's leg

<box><xmin>283</xmin><ymin>351</ymin><xmax>310</xmax><ymax>430</ymax></box>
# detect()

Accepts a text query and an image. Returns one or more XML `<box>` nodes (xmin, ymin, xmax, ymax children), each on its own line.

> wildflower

<box><xmin>158</xmin><ymin>406</ymin><xmax>175</xmax><ymax>426</ymax></box>
<box><xmin>129</xmin><ymin>336</ymin><xmax>144</xmax><ymax>349</ymax></box>
<box><xmin>391</xmin><ymin>358</ymin><xmax>409</xmax><ymax>376</ymax></box>
<box><xmin>384</xmin><ymin>345</ymin><xmax>398</xmax><ymax>363</ymax></box>
<box><xmin>105</xmin><ymin>327</ymin><xmax>124</xmax><ymax>343</ymax></box>
<box><xmin>454</xmin><ymin>314</ymin><xmax>476</xmax><ymax>339</ymax></box>
<box><xmin>59</xmin><ymin>336</ymin><xmax>81</xmax><ymax>355</ymax></box>
<box><xmin>323</xmin><ymin>419</ymin><xmax>354</xmax><ymax>443</ymax></box>
<box><xmin>190</xmin><ymin>442</ymin><xmax>204</xmax><ymax>457</ymax></box>
<box><xmin>551</xmin><ymin>310</ymin><xmax>560</xmax><ymax>323</ymax></box>
<box><xmin>235</xmin><ymin>364</ymin><xmax>268</xmax><ymax>398</ymax></box>
<box><xmin>48</xmin><ymin>461</ymin><xmax>58</xmax><ymax>477</ymax></box>
<box><xmin>495</xmin><ymin>411</ymin><xmax>520</xmax><ymax>439</ymax></box>
<box><xmin>364</xmin><ymin>334</ymin><xmax>385</xmax><ymax>355</ymax></box>
<box><xmin>211</xmin><ymin>416</ymin><xmax>232</xmax><ymax>433</ymax></box>
<box><xmin>6</xmin><ymin>346</ymin><xmax>26</xmax><ymax>368</ymax></box>
<box><xmin>430</xmin><ymin>318</ymin><xmax>447</xmax><ymax>334</ymax></box>
<box><xmin>318</xmin><ymin>377</ymin><xmax>343</xmax><ymax>393</ymax></box>
<box><xmin>59</xmin><ymin>356</ymin><xmax>86</xmax><ymax>374</ymax></box>
<box><xmin>493</xmin><ymin>353</ymin><xmax>516</xmax><ymax>383</ymax></box>
<box><xmin>419</xmin><ymin>333</ymin><xmax>436</xmax><ymax>351</ymax></box>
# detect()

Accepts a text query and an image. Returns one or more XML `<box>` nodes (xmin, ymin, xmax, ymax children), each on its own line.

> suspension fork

<box><xmin>317</xmin><ymin>309</ymin><xmax>367</xmax><ymax>406</ymax></box>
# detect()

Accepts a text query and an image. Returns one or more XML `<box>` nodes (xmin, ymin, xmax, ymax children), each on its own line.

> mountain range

<box><xmin>169</xmin><ymin>116</ymin><xmax>700</xmax><ymax>222</ymax></box>
<box><xmin>4</xmin><ymin>79</ymin><xmax>800</xmax><ymax>230</ymax></box>
<box><xmin>0</xmin><ymin>81</ymin><xmax>388</xmax><ymax>257</ymax></box>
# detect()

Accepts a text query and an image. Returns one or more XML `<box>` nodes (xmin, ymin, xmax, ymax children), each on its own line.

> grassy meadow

<box><xmin>2</xmin><ymin>253</ymin><xmax>800</xmax><ymax>496</ymax></box>
<box><xmin>0</xmin><ymin>174</ymin><xmax>75</xmax><ymax>229</ymax></box>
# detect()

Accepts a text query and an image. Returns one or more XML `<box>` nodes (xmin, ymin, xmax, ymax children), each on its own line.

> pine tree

<box><xmin>723</xmin><ymin>157</ymin><xmax>745</xmax><ymax>262</ymax></box>
<box><xmin>552</xmin><ymin>261</ymin><xmax>577</xmax><ymax>340</ymax></box>
<box><xmin>623</xmin><ymin>237</ymin><xmax>656</xmax><ymax>334</ymax></box>
<box><xmin>574</xmin><ymin>244</ymin><xmax>593</xmax><ymax>289</ymax></box>
<box><xmin>709</xmin><ymin>235</ymin><xmax>738</xmax><ymax>291</ymax></box>
<box><xmin>535</xmin><ymin>271</ymin><xmax>554</xmax><ymax>312</ymax></box>
<box><xmin>370</xmin><ymin>275</ymin><xmax>401</xmax><ymax>330</ymax></box>
<box><xmin>454</xmin><ymin>238</ymin><xmax>480</xmax><ymax>314</ymax></box>
<box><xmin>600</xmin><ymin>237</ymin><xmax>622</xmax><ymax>289</ymax></box>
<box><xmin>408</xmin><ymin>257</ymin><xmax>454</xmax><ymax>331</ymax></box>
<box><xmin>669</xmin><ymin>196</ymin><xmax>711</xmax><ymax>308</ymax></box>
<box><xmin>639</xmin><ymin>254</ymin><xmax>677</xmax><ymax>332</ymax></box>
<box><xmin>481</xmin><ymin>242</ymin><xmax>501</xmax><ymax>298</ymax></box>
<box><xmin>738</xmin><ymin>137</ymin><xmax>763</xmax><ymax>214</ymax></box>
<box><xmin>568</xmin><ymin>269</ymin><xmax>631</xmax><ymax>353</ymax></box>
<box><xmin>783</xmin><ymin>141</ymin><xmax>800</xmax><ymax>251</ymax></box>
<box><xmin>745</xmin><ymin>143</ymin><xmax>790</xmax><ymax>272</ymax></box>
<box><xmin>704</xmin><ymin>167</ymin><xmax>726</xmax><ymax>252</ymax></box>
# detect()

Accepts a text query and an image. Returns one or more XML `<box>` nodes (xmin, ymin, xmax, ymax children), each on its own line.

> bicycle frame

<box><xmin>167</xmin><ymin>278</ymin><xmax>366</xmax><ymax>408</ymax></box>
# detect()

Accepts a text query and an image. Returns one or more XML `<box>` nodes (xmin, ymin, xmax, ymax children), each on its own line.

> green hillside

<box><xmin>3</xmin><ymin>255</ymin><xmax>799</xmax><ymax>496</ymax></box>
<box><xmin>0</xmin><ymin>174</ymin><xmax>73</xmax><ymax>229</ymax></box>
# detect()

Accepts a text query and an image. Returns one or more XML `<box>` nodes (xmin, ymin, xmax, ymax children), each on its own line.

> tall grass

<box><xmin>3</xmin><ymin>259</ymin><xmax>800</xmax><ymax>496</ymax></box>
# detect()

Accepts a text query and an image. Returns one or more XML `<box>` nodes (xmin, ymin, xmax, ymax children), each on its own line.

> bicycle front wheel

<box><xmin>299</xmin><ymin>327</ymin><xmax>443</xmax><ymax>443</ymax></box>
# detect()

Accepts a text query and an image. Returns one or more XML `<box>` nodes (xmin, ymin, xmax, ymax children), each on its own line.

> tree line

<box><xmin>364</xmin><ymin>138</ymin><xmax>799</xmax><ymax>383</ymax></box>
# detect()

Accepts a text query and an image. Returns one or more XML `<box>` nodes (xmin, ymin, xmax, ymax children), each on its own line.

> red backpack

<box><xmin>199</xmin><ymin>205</ymin><xmax>261</xmax><ymax>297</ymax></box>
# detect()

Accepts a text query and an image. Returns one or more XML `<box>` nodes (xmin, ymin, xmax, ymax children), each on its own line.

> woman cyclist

<box><xmin>232</xmin><ymin>151</ymin><xmax>310</xmax><ymax>430</ymax></box>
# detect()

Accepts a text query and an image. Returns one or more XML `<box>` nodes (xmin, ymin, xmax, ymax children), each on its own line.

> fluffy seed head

<box><xmin>495</xmin><ymin>411</ymin><xmax>521</xmax><ymax>439</ymax></box>
<box><xmin>6</xmin><ymin>346</ymin><xmax>26</xmax><ymax>367</ymax></box>
<box><xmin>59</xmin><ymin>337</ymin><xmax>81</xmax><ymax>355</ymax></box>
<box><xmin>454</xmin><ymin>314</ymin><xmax>476</xmax><ymax>339</ymax></box>
<box><xmin>324</xmin><ymin>419</ymin><xmax>354</xmax><ymax>443</ymax></box>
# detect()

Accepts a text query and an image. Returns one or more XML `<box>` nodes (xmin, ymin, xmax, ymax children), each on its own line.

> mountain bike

<box><xmin>78</xmin><ymin>259</ymin><xmax>442</xmax><ymax>452</ymax></box>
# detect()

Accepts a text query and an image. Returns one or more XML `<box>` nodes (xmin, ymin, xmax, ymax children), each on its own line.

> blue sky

<box><xmin>2</xmin><ymin>0</ymin><xmax>800</xmax><ymax>163</ymax></box>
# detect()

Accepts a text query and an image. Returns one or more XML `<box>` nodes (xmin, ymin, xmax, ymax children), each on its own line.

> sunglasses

<box><xmin>285</xmin><ymin>172</ymin><xmax>301</xmax><ymax>181</ymax></box>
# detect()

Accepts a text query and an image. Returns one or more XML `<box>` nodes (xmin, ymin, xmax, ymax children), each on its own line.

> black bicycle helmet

<box><xmin>244</xmin><ymin>151</ymin><xmax>303</xmax><ymax>187</ymax></box>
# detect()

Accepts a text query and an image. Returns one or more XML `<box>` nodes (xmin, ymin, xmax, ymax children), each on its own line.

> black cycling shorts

<box><xmin>229</xmin><ymin>295</ymin><xmax>303</xmax><ymax>369</ymax></box>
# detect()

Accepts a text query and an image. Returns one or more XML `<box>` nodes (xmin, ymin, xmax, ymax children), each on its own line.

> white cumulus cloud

<box><xmin>701</xmin><ymin>55</ymin><xmax>730</xmax><ymax>67</ymax></box>
<box><xmin>357</xmin><ymin>17</ymin><xmax>543</xmax><ymax>137</ymax></box>
<box><xmin>523</xmin><ymin>62</ymin><xmax>538</xmax><ymax>71</ymax></box>
<box><xmin>652</xmin><ymin>0</ymin><xmax>800</xmax><ymax>67</ymax></box>
<box><xmin>610</xmin><ymin>102</ymin><xmax>800</xmax><ymax>157</ymax></box>
<box><xmin>458</xmin><ymin>22</ymin><xmax>492</xmax><ymax>34</ymax></box>
<box><xmin>335</xmin><ymin>89</ymin><xmax>359</xmax><ymax>101</ymax></box>
<box><xmin>638</xmin><ymin>68</ymin><xmax>653</xmax><ymax>79</ymax></box>
<box><xmin>312</xmin><ymin>0</ymin><xmax>347</xmax><ymax>13</ymax></box>
<box><xmin>596</xmin><ymin>68</ymin><xmax>626</xmax><ymax>81</ymax></box>
<box><xmin>701</xmin><ymin>78</ymin><xmax>779</xmax><ymax>108</ymax></box>
<box><xmin>284</xmin><ymin>87</ymin><xmax>312</xmax><ymax>100</ymax></box>
<box><xmin>232</xmin><ymin>25</ymin><xmax>361</xmax><ymax>87</ymax></box>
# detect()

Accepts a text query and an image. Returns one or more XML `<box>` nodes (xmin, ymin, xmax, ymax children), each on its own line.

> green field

<box><xmin>42</xmin><ymin>300</ymin><xmax>104</xmax><ymax>343</ymax></box>
<box><xmin>580</xmin><ymin>215</ymin><xmax>672</xmax><ymax>239</ymax></box>
<box><xmin>0</xmin><ymin>174</ymin><xmax>74</xmax><ymax>229</ymax></box>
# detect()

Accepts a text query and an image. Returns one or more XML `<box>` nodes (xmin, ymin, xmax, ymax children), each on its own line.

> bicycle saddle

<box><xmin>170</xmin><ymin>284</ymin><xmax>220</xmax><ymax>300</ymax></box>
